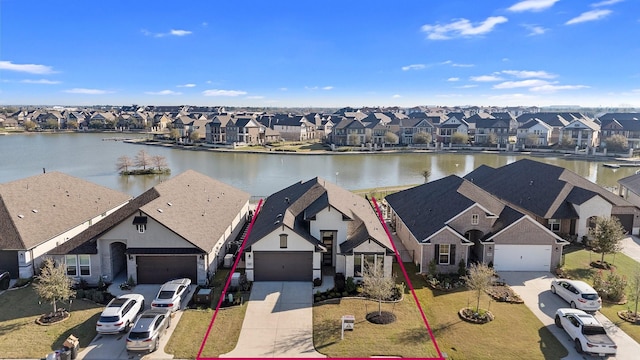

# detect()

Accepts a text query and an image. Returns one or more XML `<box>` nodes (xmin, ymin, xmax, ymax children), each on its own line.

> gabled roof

<box><xmin>49</xmin><ymin>170</ymin><xmax>250</xmax><ymax>255</ymax></box>
<box><xmin>598</xmin><ymin>113</ymin><xmax>640</xmax><ymax>121</ymax></box>
<box><xmin>0</xmin><ymin>172</ymin><xmax>131</xmax><ymax>251</ymax></box>
<box><xmin>619</xmin><ymin>173</ymin><xmax>640</xmax><ymax>196</ymax></box>
<box><xmin>246</xmin><ymin>178</ymin><xmax>391</xmax><ymax>253</ymax></box>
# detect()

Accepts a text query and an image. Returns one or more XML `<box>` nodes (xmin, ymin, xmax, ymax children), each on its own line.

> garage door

<box><xmin>613</xmin><ymin>214</ymin><xmax>633</xmax><ymax>235</ymax></box>
<box><xmin>0</xmin><ymin>251</ymin><xmax>18</xmax><ymax>279</ymax></box>
<box><xmin>136</xmin><ymin>256</ymin><xmax>197</xmax><ymax>284</ymax></box>
<box><xmin>493</xmin><ymin>245</ymin><xmax>551</xmax><ymax>272</ymax></box>
<box><xmin>254</xmin><ymin>251</ymin><xmax>312</xmax><ymax>281</ymax></box>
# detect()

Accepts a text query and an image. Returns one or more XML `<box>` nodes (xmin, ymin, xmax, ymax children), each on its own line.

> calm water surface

<box><xmin>0</xmin><ymin>133</ymin><xmax>635</xmax><ymax>197</ymax></box>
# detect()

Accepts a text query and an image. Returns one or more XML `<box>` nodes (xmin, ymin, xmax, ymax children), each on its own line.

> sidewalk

<box><xmin>620</xmin><ymin>235</ymin><xmax>640</xmax><ymax>263</ymax></box>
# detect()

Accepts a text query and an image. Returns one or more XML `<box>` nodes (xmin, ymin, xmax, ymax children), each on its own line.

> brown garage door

<box><xmin>0</xmin><ymin>251</ymin><xmax>19</xmax><ymax>279</ymax></box>
<box><xmin>136</xmin><ymin>256</ymin><xmax>197</xmax><ymax>284</ymax></box>
<box><xmin>613</xmin><ymin>214</ymin><xmax>633</xmax><ymax>235</ymax></box>
<box><xmin>254</xmin><ymin>251</ymin><xmax>313</xmax><ymax>281</ymax></box>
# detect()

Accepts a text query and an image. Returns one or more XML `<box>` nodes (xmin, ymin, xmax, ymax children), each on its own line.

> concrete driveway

<box><xmin>621</xmin><ymin>235</ymin><xmax>640</xmax><ymax>263</ymax></box>
<box><xmin>77</xmin><ymin>284</ymin><xmax>195</xmax><ymax>360</ymax></box>
<box><xmin>500</xmin><ymin>271</ymin><xmax>640</xmax><ymax>360</ymax></box>
<box><xmin>221</xmin><ymin>282</ymin><xmax>325</xmax><ymax>358</ymax></box>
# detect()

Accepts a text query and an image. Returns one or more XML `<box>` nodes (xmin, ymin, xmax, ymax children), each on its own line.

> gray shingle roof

<box><xmin>618</xmin><ymin>173</ymin><xmax>640</xmax><ymax>196</ymax></box>
<box><xmin>0</xmin><ymin>172</ymin><xmax>131</xmax><ymax>251</ymax></box>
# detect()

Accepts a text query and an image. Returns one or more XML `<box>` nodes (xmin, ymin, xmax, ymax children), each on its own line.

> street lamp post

<box><xmin>335</xmin><ymin>172</ymin><xmax>339</xmax><ymax>185</ymax></box>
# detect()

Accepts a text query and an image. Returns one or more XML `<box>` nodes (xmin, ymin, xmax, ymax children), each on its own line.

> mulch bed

<box><xmin>486</xmin><ymin>285</ymin><xmax>524</xmax><ymax>304</ymax></box>
<box><xmin>458</xmin><ymin>307</ymin><xmax>494</xmax><ymax>324</ymax></box>
<box><xmin>618</xmin><ymin>310</ymin><xmax>640</xmax><ymax>324</ymax></box>
<box><xmin>590</xmin><ymin>261</ymin><xmax>616</xmax><ymax>270</ymax></box>
<box><xmin>35</xmin><ymin>310</ymin><xmax>70</xmax><ymax>325</ymax></box>
<box><xmin>365</xmin><ymin>311</ymin><xmax>397</xmax><ymax>325</ymax></box>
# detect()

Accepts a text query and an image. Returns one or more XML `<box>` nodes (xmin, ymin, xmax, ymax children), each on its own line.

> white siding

<box><xmin>572</xmin><ymin>196</ymin><xmax>612</xmax><ymax>238</ymax></box>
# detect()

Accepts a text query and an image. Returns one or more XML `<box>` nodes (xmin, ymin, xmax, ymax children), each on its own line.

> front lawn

<box><xmin>313</xmin><ymin>263</ymin><xmax>567</xmax><ymax>359</ymax></box>
<box><xmin>562</xmin><ymin>247</ymin><xmax>640</xmax><ymax>343</ymax></box>
<box><xmin>0</xmin><ymin>285</ymin><xmax>103</xmax><ymax>358</ymax></box>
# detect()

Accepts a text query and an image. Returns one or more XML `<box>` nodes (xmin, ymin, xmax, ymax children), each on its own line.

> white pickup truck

<box><xmin>554</xmin><ymin>308</ymin><xmax>617</xmax><ymax>357</ymax></box>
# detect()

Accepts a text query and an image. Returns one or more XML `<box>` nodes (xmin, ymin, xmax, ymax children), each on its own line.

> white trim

<box><xmin>485</xmin><ymin>214</ymin><xmax>567</xmax><ymax>243</ymax></box>
<box><xmin>444</xmin><ymin>203</ymin><xmax>497</xmax><ymax>225</ymax></box>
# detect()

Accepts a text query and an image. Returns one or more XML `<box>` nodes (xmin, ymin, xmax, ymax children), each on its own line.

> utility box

<box><xmin>230</xmin><ymin>272</ymin><xmax>241</xmax><ymax>289</ymax></box>
<box><xmin>224</xmin><ymin>254</ymin><xmax>234</xmax><ymax>268</ymax></box>
<box><xmin>195</xmin><ymin>288</ymin><xmax>213</xmax><ymax>305</ymax></box>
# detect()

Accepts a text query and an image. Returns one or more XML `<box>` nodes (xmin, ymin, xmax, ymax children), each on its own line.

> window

<box><xmin>471</xmin><ymin>214</ymin><xmax>479</xmax><ymax>225</ymax></box>
<box><xmin>136</xmin><ymin>224</ymin><xmax>146</xmax><ymax>233</ymax></box>
<box><xmin>549</xmin><ymin>219</ymin><xmax>560</xmax><ymax>232</ymax></box>
<box><xmin>65</xmin><ymin>255</ymin><xmax>77</xmax><ymax>276</ymax></box>
<box><xmin>354</xmin><ymin>255</ymin><xmax>362</xmax><ymax>276</ymax></box>
<box><xmin>355</xmin><ymin>253</ymin><xmax>384</xmax><ymax>276</ymax></box>
<box><xmin>279</xmin><ymin>234</ymin><xmax>288</xmax><ymax>248</ymax></box>
<box><xmin>79</xmin><ymin>255</ymin><xmax>91</xmax><ymax>276</ymax></box>
<box><xmin>438</xmin><ymin>244</ymin><xmax>450</xmax><ymax>264</ymax></box>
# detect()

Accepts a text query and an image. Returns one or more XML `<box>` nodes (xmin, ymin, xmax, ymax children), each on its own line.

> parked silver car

<box><xmin>551</xmin><ymin>279</ymin><xmax>601</xmax><ymax>312</ymax></box>
<box><xmin>125</xmin><ymin>309</ymin><xmax>171</xmax><ymax>353</ymax></box>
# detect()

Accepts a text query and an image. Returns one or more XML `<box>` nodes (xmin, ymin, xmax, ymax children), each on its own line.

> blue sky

<box><xmin>1</xmin><ymin>0</ymin><xmax>639</xmax><ymax>108</ymax></box>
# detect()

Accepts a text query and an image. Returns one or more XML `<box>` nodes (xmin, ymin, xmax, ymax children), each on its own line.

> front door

<box><xmin>322</xmin><ymin>231</ymin><xmax>336</xmax><ymax>266</ymax></box>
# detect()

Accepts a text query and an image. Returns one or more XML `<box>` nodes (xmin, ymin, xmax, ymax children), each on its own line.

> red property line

<box><xmin>372</xmin><ymin>197</ymin><xmax>444</xmax><ymax>360</ymax></box>
<box><xmin>197</xmin><ymin>198</ymin><xmax>263</xmax><ymax>360</ymax></box>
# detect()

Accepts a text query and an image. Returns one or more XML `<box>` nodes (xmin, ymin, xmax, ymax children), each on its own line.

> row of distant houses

<box><xmin>2</xmin><ymin>106</ymin><xmax>640</xmax><ymax>150</ymax></box>
<box><xmin>4</xmin><ymin>159</ymin><xmax>640</xmax><ymax>286</ymax></box>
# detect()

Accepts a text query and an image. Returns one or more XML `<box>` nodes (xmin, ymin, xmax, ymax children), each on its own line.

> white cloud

<box><xmin>522</xmin><ymin>24</ymin><xmax>548</xmax><ymax>35</ymax></box>
<box><xmin>177</xmin><ymin>83</ymin><xmax>196</xmax><ymax>88</ymax></box>
<box><xmin>470</xmin><ymin>75</ymin><xmax>504</xmax><ymax>82</ymax></box>
<box><xmin>566</xmin><ymin>9</ymin><xmax>612</xmax><ymax>25</ymax></box>
<box><xmin>402</xmin><ymin>64</ymin><xmax>426</xmax><ymax>71</ymax></box>
<box><xmin>501</xmin><ymin>70</ymin><xmax>557</xmax><ymax>79</ymax></box>
<box><xmin>64</xmin><ymin>88</ymin><xmax>113</xmax><ymax>95</ymax></box>
<box><xmin>0</xmin><ymin>61</ymin><xmax>55</xmax><ymax>74</ymax></box>
<box><xmin>322</xmin><ymin>86</ymin><xmax>334</xmax><ymax>90</ymax></box>
<box><xmin>279</xmin><ymin>87</ymin><xmax>288</xmax><ymax>91</ymax></box>
<box><xmin>142</xmin><ymin>29</ymin><xmax>193</xmax><ymax>37</ymax></box>
<box><xmin>202</xmin><ymin>89</ymin><xmax>247</xmax><ymax>96</ymax></box>
<box><xmin>421</xmin><ymin>16</ymin><xmax>508</xmax><ymax>40</ymax></box>
<box><xmin>530</xmin><ymin>84</ymin><xmax>589</xmax><ymax>92</ymax></box>
<box><xmin>447</xmin><ymin>77</ymin><xmax>460</xmax><ymax>82</ymax></box>
<box><xmin>493</xmin><ymin>79</ymin><xmax>552</xmax><ymax>89</ymax></box>
<box><xmin>305</xmin><ymin>86</ymin><xmax>319</xmax><ymax>90</ymax></box>
<box><xmin>591</xmin><ymin>0</ymin><xmax>623</xmax><ymax>7</ymax></box>
<box><xmin>456</xmin><ymin>84</ymin><xmax>479</xmax><ymax>89</ymax></box>
<box><xmin>246</xmin><ymin>95</ymin><xmax>264</xmax><ymax>99</ymax></box>
<box><xmin>21</xmin><ymin>79</ymin><xmax>61</xmax><ymax>84</ymax></box>
<box><xmin>508</xmin><ymin>0</ymin><xmax>560</xmax><ymax>12</ymax></box>
<box><xmin>145</xmin><ymin>90</ymin><xmax>181</xmax><ymax>95</ymax></box>
<box><xmin>392</xmin><ymin>94</ymin><xmax>402</xmax><ymax>98</ymax></box>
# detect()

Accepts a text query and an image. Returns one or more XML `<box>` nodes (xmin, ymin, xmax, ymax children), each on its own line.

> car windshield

<box><xmin>582</xmin><ymin>326</ymin><xmax>607</xmax><ymax>336</ymax></box>
<box><xmin>128</xmin><ymin>331</ymin><xmax>151</xmax><ymax>340</ymax></box>
<box><xmin>99</xmin><ymin>316</ymin><xmax>120</xmax><ymax>323</ymax></box>
<box><xmin>582</xmin><ymin>293</ymin><xmax>599</xmax><ymax>300</ymax></box>
<box><xmin>157</xmin><ymin>291</ymin><xmax>175</xmax><ymax>299</ymax></box>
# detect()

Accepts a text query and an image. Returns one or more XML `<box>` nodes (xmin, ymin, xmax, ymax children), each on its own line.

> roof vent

<box><xmin>32</xmin><ymin>209</ymin><xmax>38</xmax><ymax>213</ymax></box>
<box><xmin>285</xmin><ymin>197</ymin><xmax>290</xmax><ymax>204</ymax></box>
<box><xmin>157</xmin><ymin>208</ymin><xmax>163</xmax><ymax>213</ymax></box>
<box><xmin>17</xmin><ymin>214</ymin><xmax>24</xmax><ymax>219</ymax></box>
<box><xmin>167</xmin><ymin>202</ymin><xmax>172</xmax><ymax>206</ymax></box>
<box><xmin>276</xmin><ymin>213</ymin><xmax>283</xmax><ymax>218</ymax></box>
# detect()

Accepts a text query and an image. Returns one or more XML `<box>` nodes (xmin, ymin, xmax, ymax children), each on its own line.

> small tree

<box><xmin>362</xmin><ymin>260</ymin><xmax>395</xmax><ymax>316</ymax></box>
<box><xmin>189</xmin><ymin>130</ymin><xmax>200</xmax><ymax>143</ymax></box>
<box><xmin>588</xmin><ymin>216</ymin><xmax>625</xmax><ymax>265</ymax></box>
<box><xmin>463</xmin><ymin>263</ymin><xmax>494</xmax><ymax>313</ymax></box>
<box><xmin>134</xmin><ymin>149</ymin><xmax>151</xmax><ymax>170</ymax></box>
<box><xmin>414</xmin><ymin>132</ymin><xmax>432</xmax><ymax>145</ymax></box>
<box><xmin>451</xmin><ymin>132</ymin><xmax>468</xmax><ymax>144</ymax></box>
<box><xmin>605</xmin><ymin>135</ymin><xmax>628</xmax><ymax>153</ymax></box>
<box><xmin>384</xmin><ymin>131</ymin><xmax>398</xmax><ymax>145</ymax></box>
<box><xmin>485</xmin><ymin>132</ymin><xmax>498</xmax><ymax>145</ymax></box>
<box><xmin>421</xmin><ymin>169</ymin><xmax>431</xmax><ymax>183</ymax></box>
<box><xmin>629</xmin><ymin>267</ymin><xmax>640</xmax><ymax>319</ymax></box>
<box><xmin>23</xmin><ymin>121</ymin><xmax>37</xmax><ymax>131</ymax></box>
<box><xmin>559</xmin><ymin>135</ymin><xmax>574</xmax><ymax>148</ymax></box>
<box><xmin>151</xmin><ymin>155</ymin><xmax>168</xmax><ymax>171</ymax></box>
<box><xmin>33</xmin><ymin>258</ymin><xmax>75</xmax><ymax>313</ymax></box>
<box><xmin>66</xmin><ymin>120</ymin><xmax>78</xmax><ymax>130</ymax></box>
<box><xmin>348</xmin><ymin>134</ymin><xmax>361</xmax><ymax>146</ymax></box>
<box><xmin>169</xmin><ymin>128</ymin><xmax>180</xmax><ymax>142</ymax></box>
<box><xmin>116</xmin><ymin>155</ymin><xmax>133</xmax><ymax>173</ymax></box>
<box><xmin>525</xmin><ymin>133</ymin><xmax>538</xmax><ymax>146</ymax></box>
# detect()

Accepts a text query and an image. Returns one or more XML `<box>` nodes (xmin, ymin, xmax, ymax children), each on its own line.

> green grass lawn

<box><xmin>0</xmin><ymin>285</ymin><xmax>103</xmax><ymax>358</ymax></box>
<box><xmin>562</xmin><ymin>247</ymin><xmax>640</xmax><ymax>343</ymax></box>
<box><xmin>314</xmin><ymin>263</ymin><xmax>567</xmax><ymax>360</ymax></box>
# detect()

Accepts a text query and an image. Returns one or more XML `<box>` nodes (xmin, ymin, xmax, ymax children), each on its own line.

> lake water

<box><xmin>0</xmin><ymin>132</ymin><xmax>635</xmax><ymax>197</ymax></box>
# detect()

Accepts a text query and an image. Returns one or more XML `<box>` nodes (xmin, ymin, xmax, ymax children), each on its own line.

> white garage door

<box><xmin>493</xmin><ymin>245</ymin><xmax>551</xmax><ymax>271</ymax></box>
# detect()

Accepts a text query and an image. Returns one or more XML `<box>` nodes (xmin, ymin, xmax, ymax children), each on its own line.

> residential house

<box><xmin>464</xmin><ymin>159</ymin><xmax>640</xmax><ymax>238</ymax></box>
<box><xmin>618</xmin><ymin>173</ymin><xmax>640</xmax><ymax>209</ymax></box>
<box><xmin>516</xmin><ymin>119</ymin><xmax>553</xmax><ymax>146</ymax></box>
<box><xmin>599</xmin><ymin>113</ymin><xmax>640</xmax><ymax>149</ymax></box>
<box><xmin>559</xmin><ymin>116</ymin><xmax>600</xmax><ymax>148</ymax></box>
<box><xmin>386</xmin><ymin>175</ymin><xmax>567</xmax><ymax>273</ymax></box>
<box><xmin>48</xmin><ymin>170</ymin><xmax>251</xmax><ymax>285</ymax></box>
<box><xmin>0</xmin><ymin>172</ymin><xmax>130</xmax><ymax>279</ymax></box>
<box><xmin>516</xmin><ymin>113</ymin><xmax>577</xmax><ymax>145</ymax></box>
<box><xmin>437</xmin><ymin>114</ymin><xmax>469</xmax><ymax>144</ymax></box>
<box><xmin>244</xmin><ymin>177</ymin><xmax>394</xmax><ymax>281</ymax></box>
<box><xmin>331</xmin><ymin>118</ymin><xmax>368</xmax><ymax>146</ymax></box>
<box><xmin>226</xmin><ymin>117</ymin><xmax>264</xmax><ymax>145</ymax></box>
<box><xmin>272</xmin><ymin>114</ymin><xmax>317</xmax><ymax>141</ymax></box>
<box><xmin>206</xmin><ymin>114</ymin><xmax>234</xmax><ymax>144</ymax></box>
<box><xmin>473</xmin><ymin>117</ymin><xmax>517</xmax><ymax>145</ymax></box>
<box><xmin>397</xmin><ymin>118</ymin><xmax>435</xmax><ymax>145</ymax></box>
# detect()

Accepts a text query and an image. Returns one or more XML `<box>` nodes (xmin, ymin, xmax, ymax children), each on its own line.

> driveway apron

<box><xmin>500</xmin><ymin>271</ymin><xmax>640</xmax><ymax>360</ymax></box>
<box><xmin>221</xmin><ymin>282</ymin><xmax>325</xmax><ymax>358</ymax></box>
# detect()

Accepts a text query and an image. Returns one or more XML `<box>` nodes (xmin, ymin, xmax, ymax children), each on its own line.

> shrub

<box><xmin>334</xmin><ymin>273</ymin><xmax>346</xmax><ymax>293</ymax></box>
<box><xmin>427</xmin><ymin>260</ymin><xmax>437</xmax><ymax>278</ymax></box>
<box><xmin>605</xmin><ymin>272</ymin><xmax>627</xmax><ymax>302</ymax></box>
<box><xmin>127</xmin><ymin>275</ymin><xmax>136</xmax><ymax>287</ymax></box>
<box><xmin>76</xmin><ymin>278</ymin><xmax>89</xmax><ymax>290</ymax></box>
<box><xmin>342</xmin><ymin>291</ymin><xmax>349</xmax><ymax>297</ymax></box>
<box><xmin>458</xmin><ymin>259</ymin><xmax>467</xmax><ymax>278</ymax></box>
<box><xmin>76</xmin><ymin>289</ymin><xmax>85</xmax><ymax>299</ymax></box>
<box><xmin>345</xmin><ymin>277</ymin><xmax>357</xmax><ymax>294</ymax></box>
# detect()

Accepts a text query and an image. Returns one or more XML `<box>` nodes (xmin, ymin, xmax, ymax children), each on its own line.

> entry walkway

<box><xmin>221</xmin><ymin>282</ymin><xmax>325</xmax><ymax>358</ymax></box>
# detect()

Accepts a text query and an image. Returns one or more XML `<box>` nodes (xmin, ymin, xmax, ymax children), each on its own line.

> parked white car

<box><xmin>555</xmin><ymin>308</ymin><xmax>617</xmax><ymax>356</ymax></box>
<box><xmin>151</xmin><ymin>278</ymin><xmax>191</xmax><ymax>312</ymax></box>
<box><xmin>96</xmin><ymin>293</ymin><xmax>145</xmax><ymax>334</ymax></box>
<box><xmin>550</xmin><ymin>279</ymin><xmax>601</xmax><ymax>312</ymax></box>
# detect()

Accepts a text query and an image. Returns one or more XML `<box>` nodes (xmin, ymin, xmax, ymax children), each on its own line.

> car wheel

<box><xmin>550</xmin><ymin>286</ymin><xmax>556</xmax><ymax>294</ymax></box>
<box><xmin>153</xmin><ymin>338</ymin><xmax>159</xmax><ymax>352</ymax></box>
<box><xmin>141</xmin><ymin>300</ymin><xmax>145</xmax><ymax>312</ymax></box>
<box><xmin>570</xmin><ymin>301</ymin><xmax>577</xmax><ymax>309</ymax></box>
<box><xmin>574</xmin><ymin>339</ymin><xmax>583</xmax><ymax>354</ymax></box>
<box><xmin>121</xmin><ymin>320</ymin><xmax>130</xmax><ymax>333</ymax></box>
<box><xmin>554</xmin><ymin>315</ymin><xmax>563</xmax><ymax>329</ymax></box>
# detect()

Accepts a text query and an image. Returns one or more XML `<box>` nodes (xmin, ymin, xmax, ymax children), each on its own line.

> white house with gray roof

<box><xmin>0</xmin><ymin>172</ymin><xmax>131</xmax><ymax>279</ymax></box>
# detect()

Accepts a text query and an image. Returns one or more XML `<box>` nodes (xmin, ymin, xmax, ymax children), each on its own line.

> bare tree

<box><xmin>116</xmin><ymin>155</ymin><xmax>133</xmax><ymax>173</ymax></box>
<box><xmin>414</xmin><ymin>132</ymin><xmax>432</xmax><ymax>144</ymax></box>
<box><xmin>151</xmin><ymin>154</ymin><xmax>168</xmax><ymax>171</ymax></box>
<box><xmin>589</xmin><ymin>216</ymin><xmax>625</xmax><ymax>264</ymax></box>
<box><xmin>384</xmin><ymin>131</ymin><xmax>398</xmax><ymax>145</ymax></box>
<box><xmin>421</xmin><ymin>169</ymin><xmax>431</xmax><ymax>183</ymax></box>
<box><xmin>362</xmin><ymin>259</ymin><xmax>395</xmax><ymax>316</ymax></box>
<box><xmin>463</xmin><ymin>262</ymin><xmax>494</xmax><ymax>313</ymax></box>
<box><xmin>134</xmin><ymin>149</ymin><xmax>151</xmax><ymax>170</ymax></box>
<box><xmin>33</xmin><ymin>258</ymin><xmax>75</xmax><ymax>313</ymax></box>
